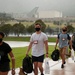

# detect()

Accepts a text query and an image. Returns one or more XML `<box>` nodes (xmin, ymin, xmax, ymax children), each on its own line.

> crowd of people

<box><xmin>0</xmin><ymin>20</ymin><xmax>75</xmax><ymax>75</ymax></box>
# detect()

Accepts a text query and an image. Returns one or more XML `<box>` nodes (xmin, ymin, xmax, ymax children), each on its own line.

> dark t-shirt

<box><xmin>0</xmin><ymin>42</ymin><xmax>12</xmax><ymax>63</ymax></box>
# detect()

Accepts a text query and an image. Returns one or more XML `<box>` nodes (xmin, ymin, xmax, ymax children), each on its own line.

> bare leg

<box><xmin>60</xmin><ymin>47</ymin><xmax>67</xmax><ymax>64</ymax></box>
<box><xmin>0</xmin><ymin>71</ymin><xmax>8</xmax><ymax>75</ymax></box>
<box><xmin>33</xmin><ymin>62</ymin><xmax>38</xmax><ymax>75</ymax></box>
<box><xmin>38</xmin><ymin>62</ymin><xmax>43</xmax><ymax>74</ymax></box>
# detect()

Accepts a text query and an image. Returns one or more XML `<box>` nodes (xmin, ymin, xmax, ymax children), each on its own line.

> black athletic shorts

<box><xmin>0</xmin><ymin>62</ymin><xmax>10</xmax><ymax>72</ymax></box>
<box><xmin>32</xmin><ymin>54</ymin><xmax>44</xmax><ymax>63</ymax></box>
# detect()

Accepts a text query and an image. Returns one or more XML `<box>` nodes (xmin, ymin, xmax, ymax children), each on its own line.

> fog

<box><xmin>0</xmin><ymin>0</ymin><xmax>75</xmax><ymax>16</ymax></box>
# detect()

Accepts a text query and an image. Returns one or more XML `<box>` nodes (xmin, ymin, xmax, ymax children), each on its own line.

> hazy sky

<box><xmin>0</xmin><ymin>0</ymin><xmax>75</xmax><ymax>16</ymax></box>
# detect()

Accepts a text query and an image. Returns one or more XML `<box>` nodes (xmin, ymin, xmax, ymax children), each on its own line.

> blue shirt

<box><xmin>58</xmin><ymin>33</ymin><xmax>71</xmax><ymax>48</ymax></box>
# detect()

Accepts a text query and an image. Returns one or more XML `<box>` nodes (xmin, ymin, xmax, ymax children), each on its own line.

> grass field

<box><xmin>4</xmin><ymin>36</ymin><xmax>30</xmax><ymax>41</ymax></box>
<box><xmin>4</xmin><ymin>36</ymin><xmax>57</xmax><ymax>42</ymax></box>
<box><xmin>5</xmin><ymin>36</ymin><xmax>56</xmax><ymax>68</ymax></box>
<box><xmin>10</xmin><ymin>45</ymin><xmax>55</xmax><ymax>68</ymax></box>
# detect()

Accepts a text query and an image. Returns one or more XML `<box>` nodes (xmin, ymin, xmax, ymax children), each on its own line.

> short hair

<box><xmin>0</xmin><ymin>32</ymin><xmax>5</xmax><ymax>38</ymax></box>
<box><xmin>35</xmin><ymin>22</ymin><xmax>41</xmax><ymax>26</ymax></box>
<box><xmin>62</xmin><ymin>26</ymin><xmax>67</xmax><ymax>31</ymax></box>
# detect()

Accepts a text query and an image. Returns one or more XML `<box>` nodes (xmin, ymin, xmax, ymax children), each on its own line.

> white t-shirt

<box><xmin>30</xmin><ymin>32</ymin><xmax>48</xmax><ymax>57</ymax></box>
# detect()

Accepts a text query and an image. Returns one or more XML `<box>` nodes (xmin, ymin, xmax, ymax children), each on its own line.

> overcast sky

<box><xmin>0</xmin><ymin>0</ymin><xmax>75</xmax><ymax>16</ymax></box>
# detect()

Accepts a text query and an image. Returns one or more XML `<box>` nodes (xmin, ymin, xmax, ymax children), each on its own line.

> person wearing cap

<box><xmin>0</xmin><ymin>32</ymin><xmax>15</xmax><ymax>75</ymax></box>
<box><xmin>26</xmin><ymin>22</ymin><xmax>48</xmax><ymax>75</ymax></box>
<box><xmin>55</xmin><ymin>26</ymin><xmax>72</xmax><ymax>68</ymax></box>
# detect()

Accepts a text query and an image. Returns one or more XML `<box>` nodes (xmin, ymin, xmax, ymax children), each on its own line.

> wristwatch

<box><xmin>12</xmin><ymin>68</ymin><xmax>15</xmax><ymax>70</ymax></box>
<box><xmin>46</xmin><ymin>52</ymin><xmax>48</xmax><ymax>54</ymax></box>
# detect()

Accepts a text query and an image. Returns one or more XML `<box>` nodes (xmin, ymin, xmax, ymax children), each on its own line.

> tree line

<box><xmin>0</xmin><ymin>19</ymin><xmax>75</xmax><ymax>37</ymax></box>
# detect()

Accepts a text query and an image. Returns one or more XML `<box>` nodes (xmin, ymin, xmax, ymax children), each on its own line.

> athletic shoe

<box><xmin>61</xmin><ymin>64</ymin><xmax>64</xmax><ymax>68</ymax></box>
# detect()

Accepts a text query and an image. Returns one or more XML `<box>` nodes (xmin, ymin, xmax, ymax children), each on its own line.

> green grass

<box><xmin>4</xmin><ymin>36</ymin><xmax>57</xmax><ymax>68</ymax></box>
<box><xmin>4</xmin><ymin>37</ymin><xmax>57</xmax><ymax>42</ymax></box>
<box><xmin>4</xmin><ymin>37</ymin><xmax>30</xmax><ymax>41</ymax></box>
<box><xmin>48</xmin><ymin>37</ymin><xmax>57</xmax><ymax>42</ymax></box>
<box><xmin>10</xmin><ymin>45</ymin><xmax>54</xmax><ymax>68</ymax></box>
<box><xmin>11</xmin><ymin>47</ymin><xmax>29</xmax><ymax>68</ymax></box>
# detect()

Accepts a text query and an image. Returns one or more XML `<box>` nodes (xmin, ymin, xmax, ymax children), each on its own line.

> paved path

<box><xmin>5</xmin><ymin>41</ymin><xmax>75</xmax><ymax>75</ymax></box>
<box><xmin>8</xmin><ymin>57</ymin><xmax>75</xmax><ymax>75</ymax></box>
<box><xmin>5</xmin><ymin>41</ymin><xmax>56</xmax><ymax>48</ymax></box>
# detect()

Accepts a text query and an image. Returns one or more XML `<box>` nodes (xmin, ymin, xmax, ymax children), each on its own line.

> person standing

<box><xmin>26</xmin><ymin>22</ymin><xmax>48</xmax><ymax>75</ymax></box>
<box><xmin>0</xmin><ymin>32</ymin><xmax>15</xmax><ymax>75</ymax></box>
<box><xmin>55</xmin><ymin>26</ymin><xmax>72</xmax><ymax>68</ymax></box>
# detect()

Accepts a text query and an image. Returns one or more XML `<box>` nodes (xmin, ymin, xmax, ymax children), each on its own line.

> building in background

<box><xmin>11</xmin><ymin>7</ymin><xmax>39</xmax><ymax>20</ymax></box>
<box><xmin>38</xmin><ymin>10</ymin><xmax>62</xmax><ymax>18</ymax></box>
<box><xmin>11</xmin><ymin>7</ymin><xmax>63</xmax><ymax>20</ymax></box>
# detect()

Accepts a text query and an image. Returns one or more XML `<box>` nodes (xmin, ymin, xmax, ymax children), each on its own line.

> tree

<box><xmin>26</xmin><ymin>24</ymin><xmax>35</xmax><ymax>34</ymax></box>
<box><xmin>53</xmin><ymin>21</ymin><xmax>62</xmax><ymax>25</ymax></box>
<box><xmin>64</xmin><ymin>21</ymin><xmax>72</xmax><ymax>26</ymax></box>
<box><xmin>0</xmin><ymin>24</ymin><xmax>12</xmax><ymax>36</ymax></box>
<box><xmin>12</xmin><ymin>22</ymin><xmax>25</xmax><ymax>37</ymax></box>
<box><xmin>53</xmin><ymin>21</ymin><xmax>62</xmax><ymax>33</ymax></box>
<box><xmin>45</xmin><ymin>25</ymin><xmax>53</xmax><ymax>34</ymax></box>
<box><xmin>67</xmin><ymin>25</ymin><xmax>74</xmax><ymax>33</ymax></box>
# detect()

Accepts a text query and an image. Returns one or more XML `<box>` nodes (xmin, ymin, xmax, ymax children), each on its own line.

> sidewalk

<box><xmin>5</xmin><ymin>41</ymin><xmax>56</xmax><ymax>48</ymax></box>
<box><xmin>8</xmin><ymin>57</ymin><xmax>75</xmax><ymax>75</ymax></box>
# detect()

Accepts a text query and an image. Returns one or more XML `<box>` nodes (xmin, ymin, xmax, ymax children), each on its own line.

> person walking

<box><xmin>55</xmin><ymin>26</ymin><xmax>72</xmax><ymax>68</ymax></box>
<box><xmin>0</xmin><ymin>32</ymin><xmax>15</xmax><ymax>75</ymax></box>
<box><xmin>71</xmin><ymin>32</ymin><xmax>75</xmax><ymax>61</ymax></box>
<box><xmin>71</xmin><ymin>32</ymin><xmax>75</xmax><ymax>51</ymax></box>
<box><xmin>26</xmin><ymin>22</ymin><xmax>48</xmax><ymax>75</ymax></box>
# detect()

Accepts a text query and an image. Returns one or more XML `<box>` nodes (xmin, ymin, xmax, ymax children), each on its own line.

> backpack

<box><xmin>51</xmin><ymin>49</ymin><xmax>60</xmax><ymax>61</ymax></box>
<box><xmin>22</xmin><ymin>56</ymin><xmax>33</xmax><ymax>73</ymax></box>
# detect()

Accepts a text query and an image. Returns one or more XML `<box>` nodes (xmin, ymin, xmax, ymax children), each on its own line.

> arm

<box><xmin>55</xmin><ymin>38</ymin><xmax>59</xmax><ymax>49</ymax></box>
<box><xmin>68</xmin><ymin>34</ymin><xmax>73</xmax><ymax>49</ymax></box>
<box><xmin>9</xmin><ymin>51</ymin><xmax>15</xmax><ymax>75</ymax></box>
<box><xmin>69</xmin><ymin>39</ymin><xmax>72</xmax><ymax>49</ymax></box>
<box><xmin>26</xmin><ymin>42</ymin><xmax>33</xmax><ymax>56</ymax></box>
<box><xmin>71</xmin><ymin>35</ymin><xmax>74</xmax><ymax>41</ymax></box>
<box><xmin>44</xmin><ymin>40</ymin><xmax>48</xmax><ymax>57</ymax></box>
<box><xmin>69</xmin><ymin>35</ymin><xmax>74</xmax><ymax>49</ymax></box>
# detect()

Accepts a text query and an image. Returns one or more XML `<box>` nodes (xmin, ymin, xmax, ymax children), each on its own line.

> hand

<box><xmin>26</xmin><ymin>53</ymin><xmax>28</xmax><ymax>56</ymax></box>
<box><xmin>71</xmin><ymin>47</ymin><xmax>72</xmax><ymax>50</ymax></box>
<box><xmin>11</xmin><ymin>69</ymin><xmax>15</xmax><ymax>75</ymax></box>
<box><xmin>55</xmin><ymin>45</ymin><xmax>57</xmax><ymax>49</ymax></box>
<box><xmin>46</xmin><ymin>53</ymin><xmax>48</xmax><ymax>57</ymax></box>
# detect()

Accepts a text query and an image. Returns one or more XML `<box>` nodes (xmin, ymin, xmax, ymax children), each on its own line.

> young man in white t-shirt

<box><xmin>26</xmin><ymin>22</ymin><xmax>48</xmax><ymax>75</ymax></box>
